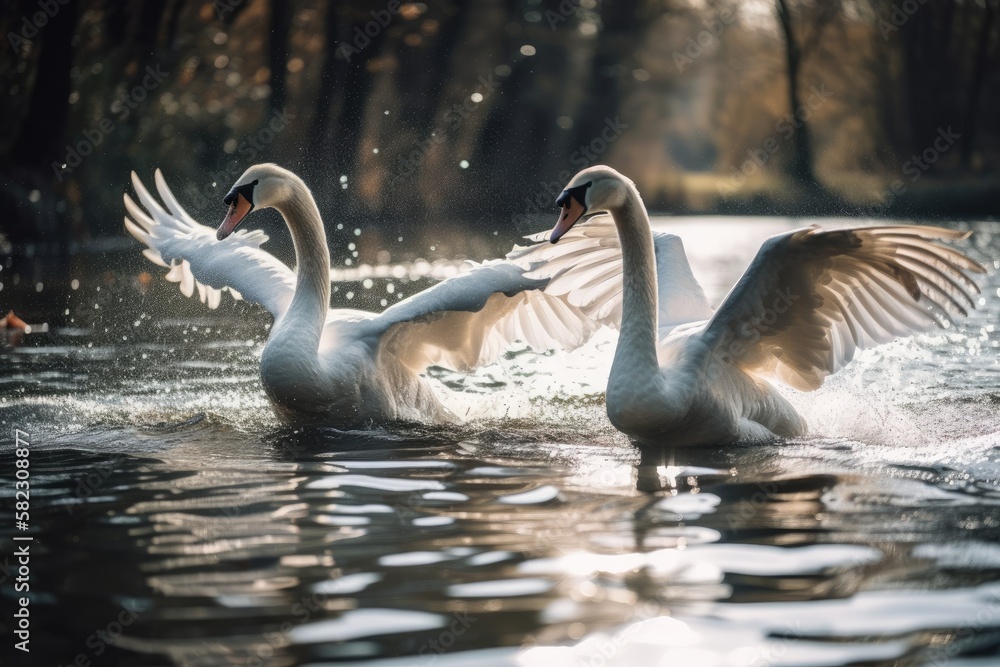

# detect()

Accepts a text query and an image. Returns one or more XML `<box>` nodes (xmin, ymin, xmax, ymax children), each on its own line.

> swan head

<box><xmin>550</xmin><ymin>165</ymin><xmax>633</xmax><ymax>243</ymax></box>
<box><xmin>217</xmin><ymin>163</ymin><xmax>300</xmax><ymax>240</ymax></box>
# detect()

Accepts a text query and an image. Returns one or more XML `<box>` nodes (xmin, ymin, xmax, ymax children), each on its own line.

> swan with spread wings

<box><xmin>512</xmin><ymin>165</ymin><xmax>987</xmax><ymax>446</ymax></box>
<box><xmin>124</xmin><ymin>163</ymin><xmax>603</xmax><ymax>423</ymax></box>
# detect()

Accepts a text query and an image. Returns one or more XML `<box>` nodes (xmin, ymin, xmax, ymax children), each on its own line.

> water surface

<box><xmin>2</xmin><ymin>217</ymin><xmax>999</xmax><ymax>667</ymax></box>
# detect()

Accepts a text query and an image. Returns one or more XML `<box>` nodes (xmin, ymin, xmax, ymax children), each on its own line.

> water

<box><xmin>2</xmin><ymin>217</ymin><xmax>999</xmax><ymax>667</ymax></box>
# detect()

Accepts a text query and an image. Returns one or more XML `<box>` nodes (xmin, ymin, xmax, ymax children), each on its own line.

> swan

<box><xmin>512</xmin><ymin>165</ymin><xmax>987</xmax><ymax>446</ymax></box>
<box><xmin>123</xmin><ymin>163</ymin><xmax>605</xmax><ymax>424</ymax></box>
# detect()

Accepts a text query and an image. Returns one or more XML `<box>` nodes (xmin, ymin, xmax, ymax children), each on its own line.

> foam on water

<box><xmin>2</xmin><ymin>217</ymin><xmax>999</xmax><ymax>667</ymax></box>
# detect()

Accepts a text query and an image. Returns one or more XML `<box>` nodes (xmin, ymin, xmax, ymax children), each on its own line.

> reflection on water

<box><xmin>1</xmin><ymin>217</ymin><xmax>999</xmax><ymax>667</ymax></box>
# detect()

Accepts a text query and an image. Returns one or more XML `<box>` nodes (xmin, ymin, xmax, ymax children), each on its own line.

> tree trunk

<box><xmin>12</xmin><ymin>0</ymin><xmax>80</xmax><ymax>169</ymax></box>
<box><xmin>775</xmin><ymin>0</ymin><xmax>817</xmax><ymax>186</ymax></box>
<box><xmin>960</xmin><ymin>1</ymin><xmax>996</xmax><ymax>169</ymax></box>
<box><xmin>268</xmin><ymin>0</ymin><xmax>292</xmax><ymax>115</ymax></box>
<box><xmin>325</xmin><ymin>14</ymin><xmax>390</xmax><ymax>209</ymax></box>
<box><xmin>410</xmin><ymin>0</ymin><xmax>471</xmax><ymax>131</ymax></box>
<box><xmin>570</xmin><ymin>0</ymin><xmax>641</xmax><ymax>169</ymax></box>
<box><xmin>307</xmin><ymin>0</ymin><xmax>346</xmax><ymax>168</ymax></box>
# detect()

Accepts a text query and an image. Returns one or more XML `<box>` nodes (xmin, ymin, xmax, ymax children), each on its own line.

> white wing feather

<box><xmin>510</xmin><ymin>215</ymin><xmax>713</xmax><ymax>331</ymax></box>
<box><xmin>701</xmin><ymin>225</ymin><xmax>987</xmax><ymax>390</ymax></box>
<box><xmin>513</xmin><ymin>218</ymin><xmax>984</xmax><ymax>391</ymax></box>
<box><xmin>124</xmin><ymin>170</ymin><xmax>296</xmax><ymax>318</ymax></box>
<box><xmin>361</xmin><ymin>261</ymin><xmax>601</xmax><ymax>373</ymax></box>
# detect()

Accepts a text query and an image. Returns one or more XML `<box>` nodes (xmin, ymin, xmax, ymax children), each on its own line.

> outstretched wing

<box><xmin>360</xmin><ymin>261</ymin><xmax>601</xmax><ymax>374</ymax></box>
<box><xmin>701</xmin><ymin>225</ymin><xmax>986</xmax><ymax>390</ymax></box>
<box><xmin>124</xmin><ymin>170</ymin><xmax>296</xmax><ymax>318</ymax></box>
<box><xmin>508</xmin><ymin>215</ymin><xmax>714</xmax><ymax>331</ymax></box>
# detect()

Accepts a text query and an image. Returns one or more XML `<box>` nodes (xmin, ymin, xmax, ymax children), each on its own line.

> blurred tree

<box><xmin>959</xmin><ymin>0</ymin><xmax>997</xmax><ymax>169</ymax></box>
<box><xmin>2</xmin><ymin>0</ymin><xmax>1000</xmax><ymax>257</ymax></box>
<box><xmin>325</xmin><ymin>3</ymin><xmax>391</xmax><ymax>202</ymax></box>
<box><xmin>571</xmin><ymin>0</ymin><xmax>642</xmax><ymax>168</ymax></box>
<box><xmin>267</xmin><ymin>0</ymin><xmax>291</xmax><ymax>115</ymax></box>
<box><xmin>10</xmin><ymin>0</ymin><xmax>78</xmax><ymax>174</ymax></box>
<box><xmin>773</xmin><ymin>0</ymin><xmax>839</xmax><ymax>187</ymax></box>
<box><xmin>307</xmin><ymin>0</ymin><xmax>346</xmax><ymax>167</ymax></box>
<box><xmin>3</xmin><ymin>0</ymin><xmax>79</xmax><ymax>249</ymax></box>
<box><xmin>873</xmin><ymin>0</ymin><xmax>999</xmax><ymax>170</ymax></box>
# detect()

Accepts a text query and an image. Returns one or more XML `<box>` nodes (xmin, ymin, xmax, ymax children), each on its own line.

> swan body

<box><xmin>124</xmin><ymin>164</ymin><xmax>603</xmax><ymax>424</ymax></box>
<box><xmin>513</xmin><ymin>166</ymin><xmax>986</xmax><ymax>446</ymax></box>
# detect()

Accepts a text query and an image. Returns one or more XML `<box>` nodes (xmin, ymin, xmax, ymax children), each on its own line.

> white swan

<box><xmin>123</xmin><ymin>163</ymin><xmax>605</xmax><ymax>423</ymax></box>
<box><xmin>513</xmin><ymin>166</ymin><xmax>987</xmax><ymax>446</ymax></box>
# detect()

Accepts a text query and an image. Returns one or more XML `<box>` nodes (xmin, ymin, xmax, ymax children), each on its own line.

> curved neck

<box><xmin>609</xmin><ymin>183</ymin><xmax>661</xmax><ymax>376</ymax></box>
<box><xmin>274</xmin><ymin>182</ymin><xmax>330</xmax><ymax>351</ymax></box>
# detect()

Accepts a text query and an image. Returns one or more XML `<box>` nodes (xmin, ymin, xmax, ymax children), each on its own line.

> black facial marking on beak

<box><xmin>217</xmin><ymin>178</ymin><xmax>260</xmax><ymax>240</ymax></box>
<box><xmin>223</xmin><ymin>179</ymin><xmax>259</xmax><ymax>210</ymax></box>
<box><xmin>556</xmin><ymin>181</ymin><xmax>592</xmax><ymax>211</ymax></box>
<box><xmin>550</xmin><ymin>181</ymin><xmax>592</xmax><ymax>244</ymax></box>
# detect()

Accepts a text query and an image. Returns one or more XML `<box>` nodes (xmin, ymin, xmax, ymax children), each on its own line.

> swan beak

<box><xmin>217</xmin><ymin>193</ymin><xmax>253</xmax><ymax>241</ymax></box>
<box><xmin>550</xmin><ymin>194</ymin><xmax>587</xmax><ymax>243</ymax></box>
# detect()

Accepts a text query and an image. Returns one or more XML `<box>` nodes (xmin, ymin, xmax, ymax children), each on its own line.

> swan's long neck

<box><xmin>609</xmin><ymin>184</ymin><xmax>662</xmax><ymax>382</ymax></box>
<box><xmin>273</xmin><ymin>182</ymin><xmax>330</xmax><ymax>352</ymax></box>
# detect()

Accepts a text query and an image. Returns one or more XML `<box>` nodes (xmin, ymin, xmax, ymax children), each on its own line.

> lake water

<box><xmin>2</xmin><ymin>217</ymin><xmax>999</xmax><ymax>667</ymax></box>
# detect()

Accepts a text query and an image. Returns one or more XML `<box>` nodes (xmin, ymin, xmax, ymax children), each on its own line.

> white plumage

<box><xmin>517</xmin><ymin>166</ymin><xmax>987</xmax><ymax>446</ymax></box>
<box><xmin>124</xmin><ymin>164</ymin><xmax>603</xmax><ymax>423</ymax></box>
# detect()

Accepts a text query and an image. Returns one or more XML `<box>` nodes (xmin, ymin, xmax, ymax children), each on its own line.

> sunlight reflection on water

<box><xmin>1</xmin><ymin>217</ymin><xmax>999</xmax><ymax>666</ymax></box>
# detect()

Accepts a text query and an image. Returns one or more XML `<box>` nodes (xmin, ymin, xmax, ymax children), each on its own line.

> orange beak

<box><xmin>217</xmin><ymin>193</ymin><xmax>253</xmax><ymax>241</ymax></box>
<box><xmin>550</xmin><ymin>195</ymin><xmax>587</xmax><ymax>243</ymax></box>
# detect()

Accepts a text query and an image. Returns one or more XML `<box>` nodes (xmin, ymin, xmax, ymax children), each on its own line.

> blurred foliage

<box><xmin>1</xmin><ymin>0</ymin><xmax>998</xmax><ymax>253</ymax></box>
